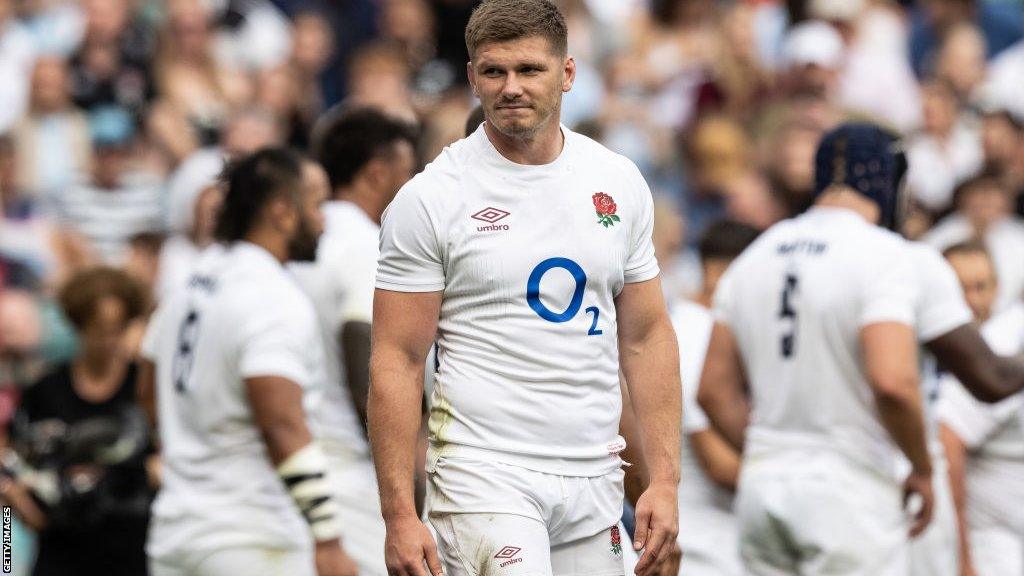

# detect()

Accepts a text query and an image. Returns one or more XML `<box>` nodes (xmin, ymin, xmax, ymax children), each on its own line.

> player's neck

<box><xmin>242</xmin><ymin>231</ymin><xmax>288</xmax><ymax>264</ymax></box>
<box><xmin>814</xmin><ymin>188</ymin><xmax>880</xmax><ymax>225</ymax></box>
<box><xmin>336</xmin><ymin>185</ymin><xmax>384</xmax><ymax>225</ymax></box>
<box><xmin>484</xmin><ymin>120</ymin><xmax>564</xmax><ymax>166</ymax></box>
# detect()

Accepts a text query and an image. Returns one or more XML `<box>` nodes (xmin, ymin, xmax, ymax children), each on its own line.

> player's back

<box><xmin>717</xmin><ymin>207</ymin><xmax>917</xmax><ymax>473</ymax></box>
<box><xmin>144</xmin><ymin>242</ymin><xmax>320</xmax><ymax>554</ymax></box>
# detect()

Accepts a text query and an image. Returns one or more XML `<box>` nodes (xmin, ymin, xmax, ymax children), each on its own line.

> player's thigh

<box><xmin>735</xmin><ymin>475</ymin><xmax>798</xmax><ymax>576</ymax></box>
<box><xmin>970</xmin><ymin>525</ymin><xmax>1023</xmax><ymax>576</ymax></box>
<box><xmin>430</xmin><ymin>512</ymin><xmax>553</xmax><ymax>576</ymax></box>
<box><xmin>192</xmin><ymin>546</ymin><xmax>315</xmax><ymax>576</ymax></box>
<box><xmin>790</xmin><ymin>468</ymin><xmax>907</xmax><ymax>576</ymax></box>
<box><xmin>549</xmin><ymin>523</ymin><xmax>625</xmax><ymax>576</ymax></box>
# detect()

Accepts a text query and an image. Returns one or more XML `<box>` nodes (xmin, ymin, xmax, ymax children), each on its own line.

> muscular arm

<box><xmin>245</xmin><ymin>376</ymin><xmax>313</xmax><ymax>465</ymax></box>
<box><xmin>618</xmin><ymin>377</ymin><xmax>649</xmax><ymax>507</ymax></box>
<box><xmin>861</xmin><ymin>322</ymin><xmax>931</xmax><ymax>475</ymax></box>
<box><xmin>697</xmin><ymin>323</ymin><xmax>749</xmax><ymax>451</ymax></box>
<box><xmin>341</xmin><ymin>320</ymin><xmax>372</xmax><ymax>433</ymax></box>
<box><xmin>616</xmin><ymin>277</ymin><xmax>681</xmax><ymax>574</ymax></box>
<box><xmin>926</xmin><ymin>325</ymin><xmax>1024</xmax><ymax>403</ymax></box>
<box><xmin>616</xmin><ymin>277</ymin><xmax>681</xmax><ymax>487</ymax></box>
<box><xmin>368</xmin><ymin>289</ymin><xmax>441</xmax><ymax>521</ymax></box>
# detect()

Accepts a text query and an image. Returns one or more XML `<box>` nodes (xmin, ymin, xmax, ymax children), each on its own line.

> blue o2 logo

<box><xmin>526</xmin><ymin>257</ymin><xmax>603</xmax><ymax>335</ymax></box>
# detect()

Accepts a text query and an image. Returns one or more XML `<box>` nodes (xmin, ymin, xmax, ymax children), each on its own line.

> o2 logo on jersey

<box><xmin>526</xmin><ymin>257</ymin><xmax>603</xmax><ymax>335</ymax></box>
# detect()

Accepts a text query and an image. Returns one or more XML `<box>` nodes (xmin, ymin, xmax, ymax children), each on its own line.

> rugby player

<box><xmin>141</xmin><ymin>148</ymin><xmax>354</xmax><ymax>576</ymax></box>
<box><xmin>368</xmin><ymin>1</ymin><xmax>682</xmax><ymax>575</ymax></box>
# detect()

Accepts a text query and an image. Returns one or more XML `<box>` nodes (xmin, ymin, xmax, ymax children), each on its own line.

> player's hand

<box><xmin>903</xmin><ymin>470</ymin><xmax>934</xmax><ymax>538</ymax></box>
<box><xmin>383</xmin><ymin>514</ymin><xmax>443</xmax><ymax>576</ymax></box>
<box><xmin>960</xmin><ymin>564</ymin><xmax>979</xmax><ymax>576</ymax></box>
<box><xmin>655</xmin><ymin>540</ymin><xmax>681</xmax><ymax>576</ymax></box>
<box><xmin>315</xmin><ymin>539</ymin><xmax>359</xmax><ymax>576</ymax></box>
<box><xmin>632</xmin><ymin>481</ymin><xmax>679</xmax><ymax>576</ymax></box>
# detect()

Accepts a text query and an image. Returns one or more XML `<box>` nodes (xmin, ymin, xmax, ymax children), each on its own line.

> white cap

<box><xmin>782</xmin><ymin>20</ymin><xmax>845</xmax><ymax>69</ymax></box>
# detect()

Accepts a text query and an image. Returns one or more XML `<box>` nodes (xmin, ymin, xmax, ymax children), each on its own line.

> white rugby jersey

<box><xmin>938</xmin><ymin>302</ymin><xmax>1024</xmax><ymax>534</ymax></box>
<box><xmin>714</xmin><ymin>207</ymin><xmax>918</xmax><ymax>476</ymax></box>
<box><xmin>290</xmin><ymin>201</ymin><xmax>378</xmax><ymax>458</ymax></box>
<box><xmin>376</xmin><ymin>124</ymin><xmax>660</xmax><ymax>476</ymax></box>
<box><xmin>142</xmin><ymin>242</ymin><xmax>324</xmax><ymax>556</ymax></box>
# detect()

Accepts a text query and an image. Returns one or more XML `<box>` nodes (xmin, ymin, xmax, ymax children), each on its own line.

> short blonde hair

<box><xmin>464</xmin><ymin>0</ymin><xmax>567</xmax><ymax>59</ymax></box>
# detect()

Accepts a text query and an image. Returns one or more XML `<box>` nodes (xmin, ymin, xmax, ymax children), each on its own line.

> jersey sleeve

<box><xmin>376</xmin><ymin>182</ymin><xmax>446</xmax><ymax>292</ymax></box>
<box><xmin>711</xmin><ymin>265</ymin><xmax>737</xmax><ymax>328</ymax></box>
<box><xmin>322</xmin><ymin>234</ymin><xmax>377</xmax><ymax>324</ymax></box>
<box><xmin>623</xmin><ymin>161</ymin><xmax>660</xmax><ymax>284</ymax></box>
<box><xmin>915</xmin><ymin>248</ymin><xmax>972</xmax><ymax>342</ymax></box>
<box><xmin>237</xmin><ymin>298</ymin><xmax>315</xmax><ymax>388</ymax></box>
<box><xmin>682</xmin><ymin>379</ymin><xmax>710</xmax><ymax>434</ymax></box>
<box><xmin>858</xmin><ymin>242</ymin><xmax>917</xmax><ymax>328</ymax></box>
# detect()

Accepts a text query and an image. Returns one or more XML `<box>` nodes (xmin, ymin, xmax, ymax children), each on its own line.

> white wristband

<box><xmin>277</xmin><ymin>443</ymin><xmax>342</xmax><ymax>542</ymax></box>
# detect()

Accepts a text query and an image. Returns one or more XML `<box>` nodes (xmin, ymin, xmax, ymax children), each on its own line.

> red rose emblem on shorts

<box><xmin>592</xmin><ymin>193</ymin><xmax>620</xmax><ymax>227</ymax></box>
<box><xmin>610</xmin><ymin>525</ymin><xmax>622</xmax><ymax>555</ymax></box>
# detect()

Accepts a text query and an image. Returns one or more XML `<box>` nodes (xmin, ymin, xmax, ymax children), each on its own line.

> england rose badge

<box><xmin>593</xmin><ymin>192</ymin><xmax>620</xmax><ymax>227</ymax></box>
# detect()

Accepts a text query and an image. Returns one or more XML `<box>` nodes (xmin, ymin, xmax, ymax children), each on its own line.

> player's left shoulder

<box><xmin>567</xmin><ymin>129</ymin><xmax>646</xmax><ymax>185</ymax></box>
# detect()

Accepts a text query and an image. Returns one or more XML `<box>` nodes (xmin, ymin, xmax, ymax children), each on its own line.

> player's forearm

<box><xmin>873</xmin><ymin>384</ymin><xmax>932</xmax><ymax>475</ymax></box>
<box><xmin>927</xmin><ymin>327</ymin><xmax>1024</xmax><ymax>402</ymax></box>
<box><xmin>368</xmin><ymin>351</ymin><xmax>424</xmax><ymax>520</ymax></box>
<box><xmin>940</xmin><ymin>425</ymin><xmax>974</xmax><ymax>567</ymax></box>
<box><xmin>341</xmin><ymin>320</ymin><xmax>372</xmax><ymax>432</ymax></box>
<box><xmin>621</xmin><ymin>321</ymin><xmax>682</xmax><ymax>485</ymax></box>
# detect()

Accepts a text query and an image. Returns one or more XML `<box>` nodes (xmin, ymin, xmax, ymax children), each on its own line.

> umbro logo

<box><xmin>472</xmin><ymin>207</ymin><xmax>510</xmax><ymax>223</ymax></box>
<box><xmin>472</xmin><ymin>207</ymin><xmax>510</xmax><ymax>232</ymax></box>
<box><xmin>495</xmin><ymin>546</ymin><xmax>523</xmax><ymax>567</ymax></box>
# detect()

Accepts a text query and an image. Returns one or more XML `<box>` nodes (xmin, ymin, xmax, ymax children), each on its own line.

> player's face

<box><xmin>947</xmin><ymin>251</ymin><xmax>998</xmax><ymax>323</ymax></box>
<box><xmin>287</xmin><ymin>162</ymin><xmax>329</xmax><ymax>262</ymax></box>
<box><xmin>469</xmin><ymin>36</ymin><xmax>574</xmax><ymax>140</ymax></box>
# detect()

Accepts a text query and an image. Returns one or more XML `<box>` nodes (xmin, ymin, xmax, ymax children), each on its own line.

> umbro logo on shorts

<box><xmin>472</xmin><ymin>207</ymin><xmax>511</xmax><ymax>232</ymax></box>
<box><xmin>495</xmin><ymin>546</ymin><xmax>523</xmax><ymax>567</ymax></box>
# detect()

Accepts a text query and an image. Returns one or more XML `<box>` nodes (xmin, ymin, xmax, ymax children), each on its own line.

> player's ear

<box><xmin>562</xmin><ymin>55</ymin><xmax>576</xmax><ymax>93</ymax></box>
<box><xmin>267</xmin><ymin>195</ymin><xmax>298</xmax><ymax>234</ymax></box>
<box><xmin>467</xmin><ymin>61</ymin><xmax>478</xmax><ymax>97</ymax></box>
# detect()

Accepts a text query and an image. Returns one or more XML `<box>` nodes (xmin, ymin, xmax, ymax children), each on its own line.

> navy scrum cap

<box><xmin>813</xmin><ymin>122</ymin><xmax>909</xmax><ymax>230</ymax></box>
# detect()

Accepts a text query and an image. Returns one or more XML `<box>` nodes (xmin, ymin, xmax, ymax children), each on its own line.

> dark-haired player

<box><xmin>291</xmin><ymin>107</ymin><xmax>418</xmax><ymax>576</ymax></box>
<box><xmin>140</xmin><ymin>149</ymin><xmax>355</xmax><ymax>576</ymax></box>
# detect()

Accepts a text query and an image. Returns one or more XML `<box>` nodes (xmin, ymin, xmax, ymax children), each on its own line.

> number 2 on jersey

<box><xmin>779</xmin><ymin>274</ymin><xmax>798</xmax><ymax>358</ymax></box>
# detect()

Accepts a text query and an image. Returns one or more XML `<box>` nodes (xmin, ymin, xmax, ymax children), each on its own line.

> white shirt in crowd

<box><xmin>376</xmin><ymin>124</ymin><xmax>659</xmax><ymax>476</ymax></box>
<box><xmin>670</xmin><ymin>299</ymin><xmax>742</xmax><ymax>575</ymax></box>
<box><xmin>290</xmin><ymin>200</ymin><xmax>379</xmax><ymax>458</ymax></box>
<box><xmin>938</xmin><ymin>303</ymin><xmax>1024</xmax><ymax>548</ymax></box>
<box><xmin>142</xmin><ymin>242</ymin><xmax>324</xmax><ymax>559</ymax></box>
<box><xmin>906</xmin><ymin>121</ymin><xmax>984</xmax><ymax>213</ymax></box>
<box><xmin>713</xmin><ymin>207</ymin><xmax>917</xmax><ymax>477</ymax></box>
<box><xmin>923</xmin><ymin>214</ymin><xmax>1024</xmax><ymax>314</ymax></box>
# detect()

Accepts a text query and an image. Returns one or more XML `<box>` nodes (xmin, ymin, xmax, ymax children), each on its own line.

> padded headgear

<box><xmin>813</xmin><ymin>123</ymin><xmax>909</xmax><ymax>230</ymax></box>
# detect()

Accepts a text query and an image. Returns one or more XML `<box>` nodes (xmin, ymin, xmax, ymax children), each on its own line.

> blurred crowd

<box><xmin>1</xmin><ymin>0</ymin><xmax>1024</xmax><ymax>573</ymax></box>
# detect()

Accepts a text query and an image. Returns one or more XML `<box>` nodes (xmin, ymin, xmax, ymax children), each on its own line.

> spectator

<box><xmin>0</xmin><ymin>0</ymin><xmax>37</xmax><ymax>134</ymax></box>
<box><xmin>13</xmin><ymin>56</ymin><xmax>93</xmax><ymax>202</ymax></box>
<box><xmin>910</xmin><ymin>0</ymin><xmax>1024</xmax><ymax>79</ymax></box>
<box><xmin>69</xmin><ymin>0</ymin><xmax>156</xmax><ymax>121</ymax></box>
<box><xmin>4</xmin><ymin>266</ymin><xmax>153</xmax><ymax>576</ymax></box>
<box><xmin>925</xmin><ymin>175</ymin><xmax>1024</xmax><ymax>312</ymax></box>
<box><xmin>907</xmin><ymin>80</ymin><xmax>984</xmax><ymax>213</ymax></box>
<box><xmin>54</xmin><ymin>106</ymin><xmax>164</xmax><ymax>265</ymax></box>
